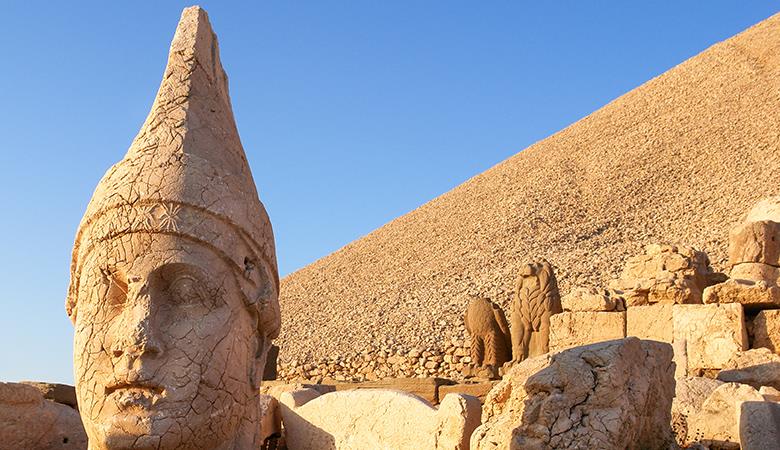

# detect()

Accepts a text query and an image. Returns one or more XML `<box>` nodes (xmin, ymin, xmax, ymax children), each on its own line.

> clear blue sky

<box><xmin>1</xmin><ymin>2</ymin><xmax>777</xmax><ymax>384</ymax></box>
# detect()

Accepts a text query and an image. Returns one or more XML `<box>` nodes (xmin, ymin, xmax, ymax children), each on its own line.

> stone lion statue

<box><xmin>464</xmin><ymin>296</ymin><xmax>512</xmax><ymax>370</ymax></box>
<box><xmin>510</xmin><ymin>260</ymin><xmax>562</xmax><ymax>363</ymax></box>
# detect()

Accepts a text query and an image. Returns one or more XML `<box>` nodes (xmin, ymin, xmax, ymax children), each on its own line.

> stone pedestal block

<box><xmin>549</xmin><ymin>311</ymin><xmax>626</xmax><ymax>352</ymax></box>
<box><xmin>672</xmin><ymin>304</ymin><xmax>747</xmax><ymax>376</ymax></box>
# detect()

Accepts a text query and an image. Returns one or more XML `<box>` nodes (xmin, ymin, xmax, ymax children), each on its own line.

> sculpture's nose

<box><xmin>111</xmin><ymin>280</ymin><xmax>162</xmax><ymax>359</ymax></box>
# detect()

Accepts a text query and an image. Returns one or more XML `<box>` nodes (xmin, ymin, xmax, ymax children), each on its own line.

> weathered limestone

<box><xmin>464</xmin><ymin>296</ymin><xmax>512</xmax><ymax>370</ymax></box>
<box><xmin>671</xmin><ymin>377</ymin><xmax>724</xmax><ymax>447</ymax></box>
<box><xmin>439</xmin><ymin>381</ymin><xmax>499</xmax><ymax>404</ymax></box>
<box><xmin>0</xmin><ymin>382</ymin><xmax>87</xmax><ymax>450</ymax></box>
<box><xmin>729</xmin><ymin>197</ymin><xmax>780</xmax><ymax>266</ymax></box>
<box><xmin>65</xmin><ymin>7</ymin><xmax>280</xmax><ymax>450</ymax></box>
<box><xmin>751</xmin><ymin>308</ymin><xmax>780</xmax><ymax>353</ymax></box>
<box><xmin>687</xmin><ymin>382</ymin><xmax>764</xmax><ymax>448</ymax></box>
<box><xmin>627</xmin><ymin>303</ymin><xmax>674</xmax><ymax>343</ymax></box>
<box><xmin>472</xmin><ymin>338</ymin><xmax>675</xmax><ymax>450</ymax></box>
<box><xmin>672</xmin><ymin>304</ymin><xmax>747</xmax><ymax>376</ymax></box>
<box><xmin>609</xmin><ymin>243</ymin><xmax>714</xmax><ymax>306</ymax></box>
<box><xmin>510</xmin><ymin>260</ymin><xmax>562</xmax><ymax>362</ymax></box>
<box><xmin>280</xmin><ymin>389</ymin><xmax>481</xmax><ymax>450</ymax></box>
<box><xmin>705</xmin><ymin>197</ymin><xmax>780</xmax><ymax>310</ymax></box>
<box><xmin>331</xmin><ymin>377</ymin><xmax>455</xmax><ymax>405</ymax></box>
<box><xmin>739</xmin><ymin>400</ymin><xmax>780</xmax><ymax>450</ymax></box>
<box><xmin>704</xmin><ymin>278</ymin><xmax>780</xmax><ymax>309</ymax></box>
<box><xmin>549</xmin><ymin>311</ymin><xmax>625</xmax><ymax>352</ymax></box>
<box><xmin>717</xmin><ymin>348</ymin><xmax>780</xmax><ymax>390</ymax></box>
<box><xmin>560</xmin><ymin>287</ymin><xmax>623</xmax><ymax>312</ymax></box>
<box><xmin>19</xmin><ymin>381</ymin><xmax>78</xmax><ymax>410</ymax></box>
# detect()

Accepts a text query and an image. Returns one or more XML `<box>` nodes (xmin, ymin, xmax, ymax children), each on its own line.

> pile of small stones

<box><xmin>277</xmin><ymin>338</ymin><xmax>473</xmax><ymax>382</ymax></box>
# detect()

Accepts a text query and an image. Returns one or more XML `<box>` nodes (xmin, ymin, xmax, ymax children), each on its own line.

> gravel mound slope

<box><xmin>277</xmin><ymin>13</ymin><xmax>780</xmax><ymax>362</ymax></box>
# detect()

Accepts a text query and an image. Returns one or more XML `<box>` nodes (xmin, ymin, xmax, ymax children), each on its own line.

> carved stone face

<box><xmin>73</xmin><ymin>233</ymin><xmax>259</xmax><ymax>450</ymax></box>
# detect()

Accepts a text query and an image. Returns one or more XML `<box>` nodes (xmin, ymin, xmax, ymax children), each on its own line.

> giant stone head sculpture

<box><xmin>66</xmin><ymin>7</ymin><xmax>280</xmax><ymax>449</ymax></box>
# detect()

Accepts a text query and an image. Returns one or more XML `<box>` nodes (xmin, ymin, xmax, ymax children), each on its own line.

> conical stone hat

<box><xmin>67</xmin><ymin>6</ymin><xmax>279</xmax><ymax>338</ymax></box>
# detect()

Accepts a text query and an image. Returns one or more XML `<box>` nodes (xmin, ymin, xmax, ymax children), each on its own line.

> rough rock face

<box><xmin>627</xmin><ymin>304</ymin><xmax>674</xmax><ymax>343</ymax></box>
<box><xmin>549</xmin><ymin>311</ymin><xmax>625</xmax><ymax>352</ymax></box>
<box><xmin>0</xmin><ymin>382</ymin><xmax>87</xmax><ymax>450</ymax></box>
<box><xmin>65</xmin><ymin>7</ymin><xmax>280</xmax><ymax>450</ymax></box>
<box><xmin>609</xmin><ymin>244</ymin><xmax>714</xmax><ymax>306</ymax></box>
<box><xmin>471</xmin><ymin>337</ymin><xmax>675</xmax><ymax>450</ymax></box>
<box><xmin>739</xmin><ymin>400</ymin><xmax>780</xmax><ymax>450</ymax></box>
<box><xmin>19</xmin><ymin>381</ymin><xmax>78</xmax><ymax>410</ymax></box>
<box><xmin>705</xmin><ymin>197</ymin><xmax>780</xmax><ymax>310</ymax></box>
<box><xmin>671</xmin><ymin>377</ymin><xmax>724</xmax><ymax>447</ymax></box>
<box><xmin>560</xmin><ymin>287</ymin><xmax>623</xmax><ymax>312</ymax></box>
<box><xmin>279</xmin><ymin>9</ymin><xmax>780</xmax><ymax>364</ymax></box>
<box><xmin>672</xmin><ymin>303</ymin><xmax>747</xmax><ymax>376</ymax></box>
<box><xmin>280</xmin><ymin>389</ymin><xmax>481</xmax><ymax>450</ymax></box>
<box><xmin>752</xmin><ymin>309</ymin><xmax>780</xmax><ymax>353</ymax></box>
<box><xmin>687</xmin><ymin>382</ymin><xmax>764</xmax><ymax>448</ymax></box>
<box><xmin>717</xmin><ymin>348</ymin><xmax>780</xmax><ymax>390</ymax></box>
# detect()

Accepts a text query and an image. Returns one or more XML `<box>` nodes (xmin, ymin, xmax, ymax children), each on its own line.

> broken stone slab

<box><xmin>739</xmin><ymin>400</ymin><xmax>780</xmax><ymax>450</ymax></box>
<box><xmin>672</xmin><ymin>303</ymin><xmax>747</xmax><ymax>377</ymax></box>
<box><xmin>258</xmin><ymin>394</ymin><xmax>281</xmax><ymax>445</ymax></box>
<box><xmin>548</xmin><ymin>311</ymin><xmax>625</xmax><ymax>352</ymax></box>
<box><xmin>0</xmin><ymin>382</ymin><xmax>87</xmax><ymax>450</ymax></box>
<box><xmin>759</xmin><ymin>385</ymin><xmax>780</xmax><ymax>401</ymax></box>
<box><xmin>687</xmin><ymin>382</ymin><xmax>764</xmax><ymax>448</ymax></box>
<box><xmin>560</xmin><ymin>287</ymin><xmax>623</xmax><ymax>312</ymax></box>
<box><xmin>752</xmin><ymin>309</ymin><xmax>780</xmax><ymax>353</ymax></box>
<box><xmin>717</xmin><ymin>348</ymin><xmax>780</xmax><ymax>390</ymax></box>
<box><xmin>730</xmin><ymin>261</ymin><xmax>780</xmax><ymax>283</ymax></box>
<box><xmin>471</xmin><ymin>337</ymin><xmax>675</xmax><ymax>450</ymax></box>
<box><xmin>703</xmin><ymin>278</ymin><xmax>780</xmax><ymax>310</ymax></box>
<box><xmin>280</xmin><ymin>388</ymin><xmax>481</xmax><ymax>450</ymax></box>
<box><xmin>19</xmin><ymin>381</ymin><xmax>78</xmax><ymax>410</ymax></box>
<box><xmin>260</xmin><ymin>381</ymin><xmax>337</xmax><ymax>400</ymax></box>
<box><xmin>330</xmin><ymin>377</ymin><xmax>455</xmax><ymax>405</ymax></box>
<box><xmin>671</xmin><ymin>377</ymin><xmax>724</xmax><ymax>447</ymax></box>
<box><xmin>439</xmin><ymin>381</ymin><xmax>499</xmax><ymax>404</ymax></box>
<box><xmin>627</xmin><ymin>303</ymin><xmax>674</xmax><ymax>343</ymax></box>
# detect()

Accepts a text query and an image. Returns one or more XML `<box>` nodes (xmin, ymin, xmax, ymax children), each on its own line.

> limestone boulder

<box><xmin>609</xmin><ymin>243</ymin><xmax>714</xmax><ymax>306</ymax></box>
<box><xmin>626</xmin><ymin>303</ymin><xmax>674</xmax><ymax>343</ymax></box>
<box><xmin>759</xmin><ymin>385</ymin><xmax>780</xmax><ymax>401</ymax></box>
<box><xmin>739</xmin><ymin>400</ymin><xmax>780</xmax><ymax>450</ymax></box>
<box><xmin>19</xmin><ymin>381</ymin><xmax>78</xmax><ymax>410</ymax></box>
<box><xmin>729</xmin><ymin>261</ymin><xmax>780</xmax><ymax>284</ymax></box>
<box><xmin>672</xmin><ymin>304</ymin><xmax>747</xmax><ymax>377</ymax></box>
<box><xmin>671</xmin><ymin>377</ymin><xmax>724</xmax><ymax>446</ymax></box>
<box><xmin>717</xmin><ymin>348</ymin><xmax>780</xmax><ymax>390</ymax></box>
<box><xmin>729</xmin><ymin>220</ymin><xmax>780</xmax><ymax>267</ymax></box>
<box><xmin>752</xmin><ymin>309</ymin><xmax>780</xmax><ymax>353</ymax></box>
<box><xmin>687</xmin><ymin>382</ymin><xmax>764</xmax><ymax>448</ymax></box>
<box><xmin>0</xmin><ymin>382</ymin><xmax>87</xmax><ymax>450</ymax></box>
<box><xmin>471</xmin><ymin>337</ymin><xmax>675</xmax><ymax>450</ymax></box>
<box><xmin>560</xmin><ymin>287</ymin><xmax>622</xmax><ymax>312</ymax></box>
<box><xmin>549</xmin><ymin>311</ymin><xmax>625</xmax><ymax>352</ymax></box>
<box><xmin>703</xmin><ymin>278</ymin><xmax>780</xmax><ymax>310</ymax></box>
<box><xmin>280</xmin><ymin>388</ymin><xmax>481</xmax><ymax>450</ymax></box>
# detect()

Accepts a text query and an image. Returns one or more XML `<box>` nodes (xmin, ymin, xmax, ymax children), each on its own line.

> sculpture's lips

<box><xmin>105</xmin><ymin>382</ymin><xmax>165</xmax><ymax>409</ymax></box>
<box><xmin>105</xmin><ymin>381</ymin><xmax>164</xmax><ymax>396</ymax></box>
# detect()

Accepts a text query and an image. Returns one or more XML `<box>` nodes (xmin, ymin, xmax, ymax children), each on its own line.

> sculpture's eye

<box><xmin>169</xmin><ymin>275</ymin><xmax>204</xmax><ymax>305</ymax></box>
<box><xmin>99</xmin><ymin>267</ymin><xmax>127</xmax><ymax>307</ymax></box>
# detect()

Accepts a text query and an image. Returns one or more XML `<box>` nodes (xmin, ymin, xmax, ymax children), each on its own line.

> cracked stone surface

<box><xmin>739</xmin><ymin>400</ymin><xmax>780</xmax><ymax>450</ymax></box>
<box><xmin>752</xmin><ymin>309</ymin><xmax>780</xmax><ymax>353</ymax></box>
<box><xmin>65</xmin><ymin>6</ymin><xmax>280</xmax><ymax>450</ymax></box>
<box><xmin>717</xmin><ymin>348</ymin><xmax>780</xmax><ymax>390</ymax></box>
<box><xmin>686</xmin><ymin>382</ymin><xmax>764</xmax><ymax>448</ymax></box>
<box><xmin>672</xmin><ymin>303</ymin><xmax>747</xmax><ymax>377</ymax></box>
<box><xmin>549</xmin><ymin>311</ymin><xmax>626</xmax><ymax>352</ymax></box>
<box><xmin>471</xmin><ymin>337</ymin><xmax>675</xmax><ymax>449</ymax></box>
<box><xmin>279</xmin><ymin>388</ymin><xmax>481</xmax><ymax>450</ymax></box>
<box><xmin>671</xmin><ymin>376</ymin><xmax>724</xmax><ymax>447</ymax></box>
<box><xmin>0</xmin><ymin>382</ymin><xmax>88</xmax><ymax>449</ymax></box>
